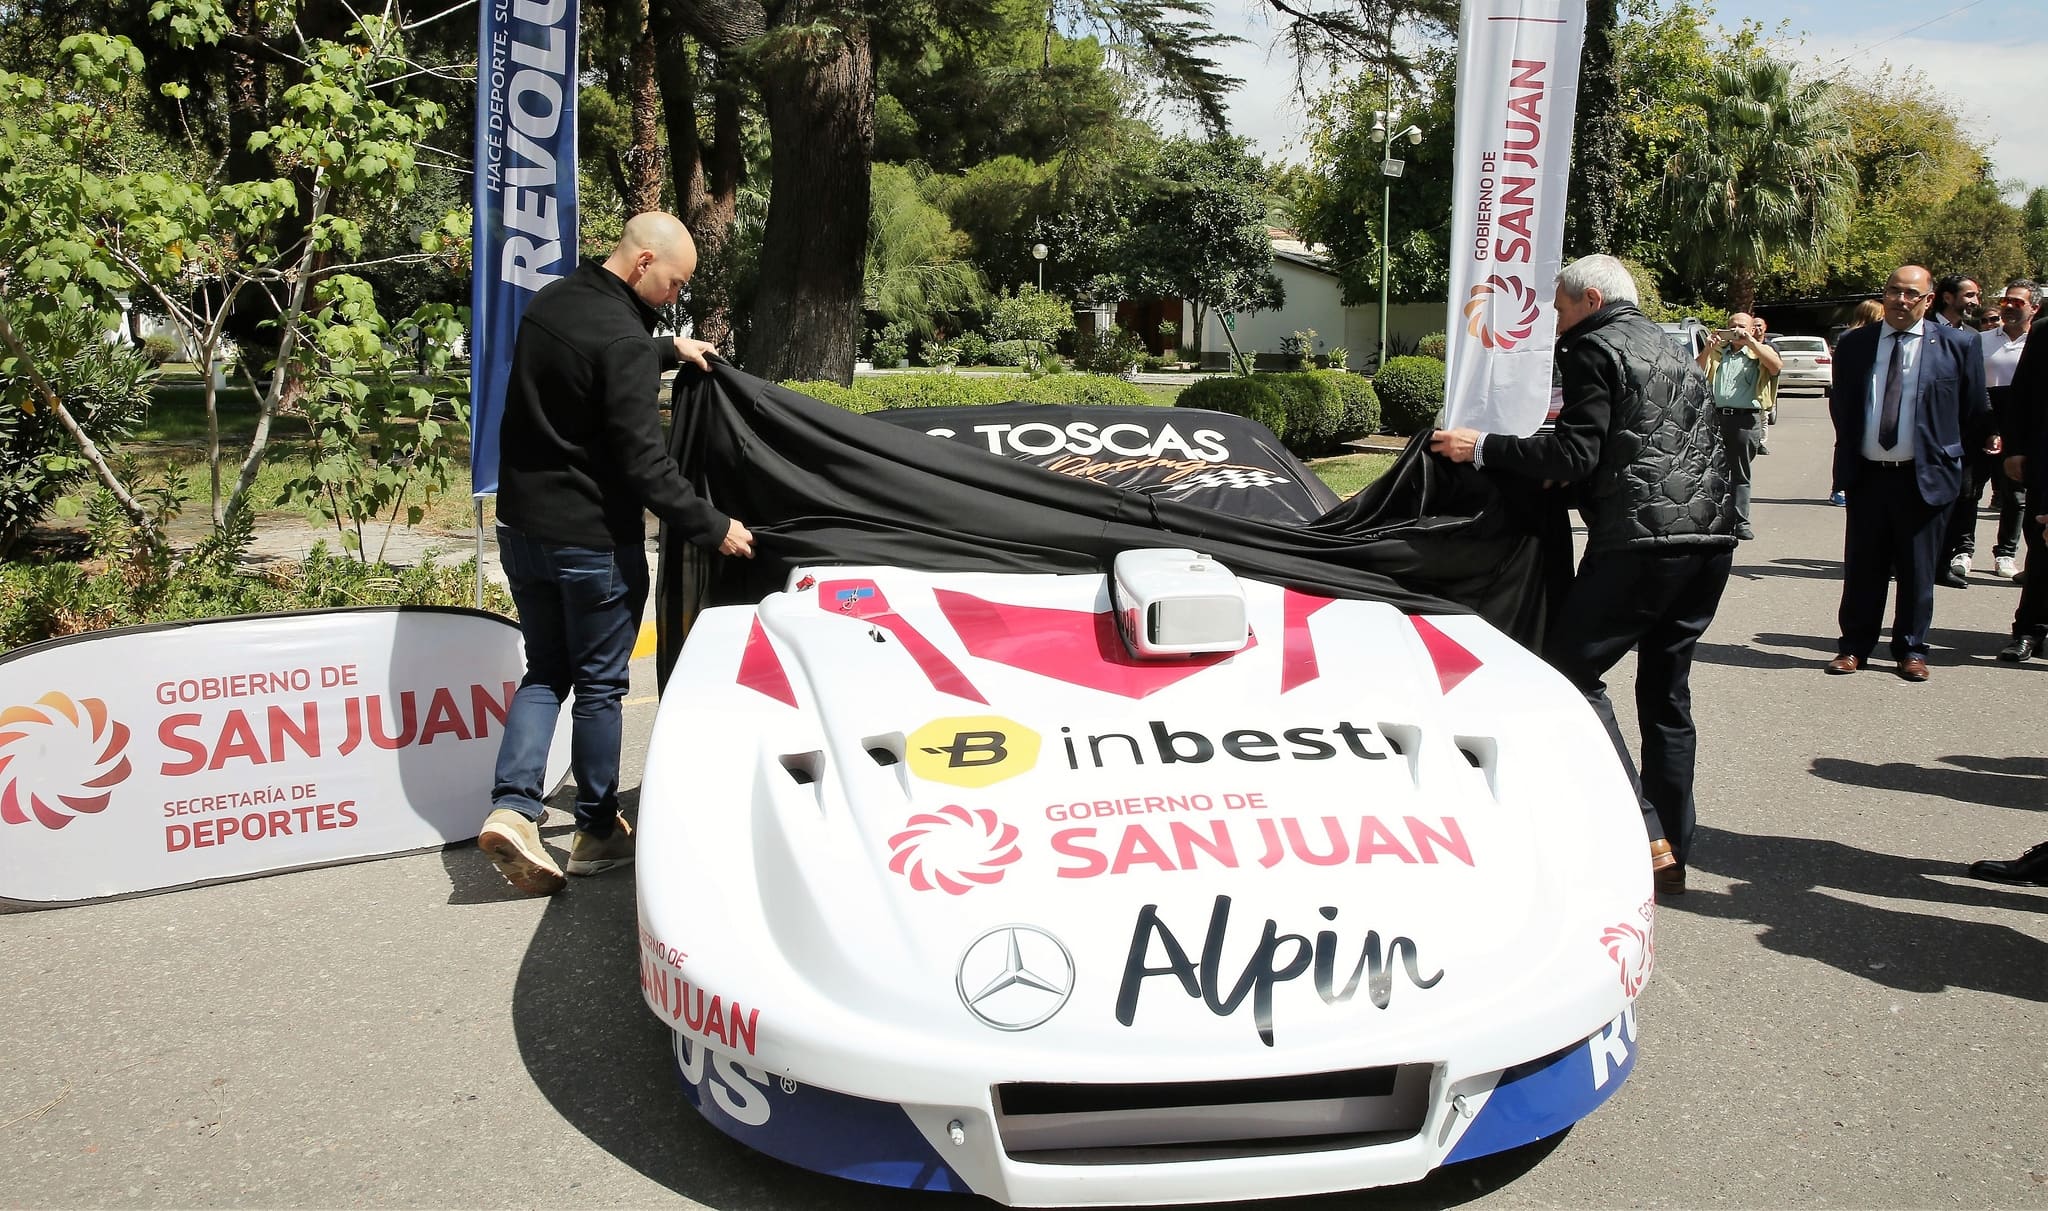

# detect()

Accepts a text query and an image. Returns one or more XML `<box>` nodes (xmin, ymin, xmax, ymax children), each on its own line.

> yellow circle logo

<box><xmin>907</xmin><ymin>717</ymin><xmax>1040</xmax><ymax>788</ymax></box>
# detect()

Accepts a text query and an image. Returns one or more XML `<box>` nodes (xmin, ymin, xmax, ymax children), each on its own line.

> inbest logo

<box><xmin>907</xmin><ymin>716</ymin><xmax>1039</xmax><ymax>788</ymax></box>
<box><xmin>0</xmin><ymin>692</ymin><xmax>133</xmax><ymax>831</ymax></box>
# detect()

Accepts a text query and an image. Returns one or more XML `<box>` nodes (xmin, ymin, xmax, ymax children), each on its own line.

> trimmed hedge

<box><xmin>1174</xmin><ymin>374</ymin><xmax>1287</xmax><ymax>441</ymax></box>
<box><xmin>841</xmin><ymin>373</ymin><xmax>1012</xmax><ymax>411</ymax></box>
<box><xmin>1010</xmin><ymin>375</ymin><xmax>1149</xmax><ymax>408</ymax></box>
<box><xmin>1416</xmin><ymin>331</ymin><xmax>1448</xmax><ymax>361</ymax></box>
<box><xmin>1315</xmin><ymin>370</ymin><xmax>1380</xmax><ymax>440</ymax></box>
<box><xmin>779</xmin><ymin>372</ymin><xmax>1147</xmax><ymax>414</ymax></box>
<box><xmin>1374</xmin><ymin>356</ymin><xmax>1447</xmax><ymax>435</ymax></box>
<box><xmin>1263</xmin><ymin>371</ymin><xmax>1343</xmax><ymax>456</ymax></box>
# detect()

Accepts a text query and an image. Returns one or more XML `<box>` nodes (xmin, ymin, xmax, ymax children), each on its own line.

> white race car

<box><xmin>636</xmin><ymin>545</ymin><xmax>1652</xmax><ymax>1205</ymax></box>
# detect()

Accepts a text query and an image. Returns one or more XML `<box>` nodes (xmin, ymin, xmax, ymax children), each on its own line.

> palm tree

<box><xmin>1665</xmin><ymin>59</ymin><xmax>1854</xmax><ymax>314</ymax></box>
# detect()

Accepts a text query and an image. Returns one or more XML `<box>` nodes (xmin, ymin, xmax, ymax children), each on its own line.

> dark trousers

<box><xmin>492</xmin><ymin>524</ymin><xmax>648</xmax><ymax>836</ymax></box>
<box><xmin>1544</xmin><ymin>545</ymin><xmax>1735</xmax><ymax>866</ymax></box>
<box><xmin>1717</xmin><ymin>409</ymin><xmax>1759</xmax><ymax>529</ymax></box>
<box><xmin>2015</xmin><ymin>515</ymin><xmax>2048</xmax><ymax>639</ymax></box>
<box><xmin>1837</xmin><ymin>463</ymin><xmax>1944</xmax><ymax>661</ymax></box>
<box><xmin>1943</xmin><ymin>452</ymin><xmax>2024</xmax><ymax>560</ymax></box>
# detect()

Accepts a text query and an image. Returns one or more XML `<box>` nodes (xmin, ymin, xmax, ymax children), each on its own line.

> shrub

<box><xmin>1264</xmin><ymin>372</ymin><xmax>1343</xmax><ymax>456</ymax></box>
<box><xmin>0</xmin><ymin>306</ymin><xmax>154</xmax><ymax>559</ymax></box>
<box><xmin>1013</xmin><ymin>375</ymin><xmax>1148</xmax><ymax>408</ymax></box>
<box><xmin>1314</xmin><ymin>370</ymin><xmax>1380</xmax><ymax>440</ymax></box>
<box><xmin>1175</xmin><ymin>374</ymin><xmax>1287</xmax><ymax>440</ymax></box>
<box><xmin>1279</xmin><ymin>328</ymin><xmax>1318</xmax><ymax>371</ymax></box>
<box><xmin>782</xmin><ymin>379</ymin><xmax>869</xmax><ymax>412</ymax></box>
<box><xmin>870</xmin><ymin>320</ymin><xmax>911</xmax><ymax>367</ymax></box>
<box><xmin>0</xmin><ymin>547</ymin><xmax>513</xmax><ymax>649</ymax></box>
<box><xmin>984</xmin><ymin>285</ymin><xmax>1075</xmax><ymax>345</ymax></box>
<box><xmin>139</xmin><ymin>333</ymin><xmax>181</xmax><ymax>366</ymax></box>
<box><xmin>922</xmin><ymin>337</ymin><xmax>961</xmax><ymax>369</ymax></box>
<box><xmin>847</xmin><ymin>373</ymin><xmax>1011</xmax><ymax>410</ymax></box>
<box><xmin>1416</xmin><ymin>331</ymin><xmax>1448</xmax><ymax>361</ymax></box>
<box><xmin>987</xmin><ymin>338</ymin><xmax>1050</xmax><ymax>369</ymax></box>
<box><xmin>953</xmin><ymin>331</ymin><xmax>989</xmax><ymax>366</ymax></box>
<box><xmin>1326</xmin><ymin>345</ymin><xmax>1350</xmax><ymax>371</ymax></box>
<box><xmin>1072</xmin><ymin>326</ymin><xmax>1145</xmax><ymax>376</ymax></box>
<box><xmin>1374</xmin><ymin>355</ymin><xmax>1447</xmax><ymax>434</ymax></box>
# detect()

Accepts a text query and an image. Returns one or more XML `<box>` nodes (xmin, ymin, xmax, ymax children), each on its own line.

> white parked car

<box><xmin>1769</xmin><ymin>335</ymin><xmax>1833</xmax><ymax>396</ymax></box>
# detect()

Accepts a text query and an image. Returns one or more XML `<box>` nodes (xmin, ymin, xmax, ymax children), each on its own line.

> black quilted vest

<box><xmin>1561</xmin><ymin>304</ymin><xmax>1736</xmax><ymax>552</ymax></box>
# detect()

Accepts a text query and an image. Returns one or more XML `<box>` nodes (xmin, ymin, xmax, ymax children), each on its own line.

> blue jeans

<box><xmin>492</xmin><ymin>525</ymin><xmax>647</xmax><ymax>836</ymax></box>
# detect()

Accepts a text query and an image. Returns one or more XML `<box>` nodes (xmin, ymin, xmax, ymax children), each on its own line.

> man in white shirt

<box><xmin>1962</xmin><ymin>280</ymin><xmax>2035</xmax><ymax>581</ymax></box>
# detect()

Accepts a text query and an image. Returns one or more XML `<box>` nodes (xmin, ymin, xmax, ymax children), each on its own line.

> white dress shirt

<box><xmin>1982</xmin><ymin>325</ymin><xmax>2028</xmax><ymax>389</ymax></box>
<box><xmin>1862</xmin><ymin>319</ymin><xmax>1924</xmax><ymax>462</ymax></box>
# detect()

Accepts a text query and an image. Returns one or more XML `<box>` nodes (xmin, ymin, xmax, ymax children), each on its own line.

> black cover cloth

<box><xmin>656</xmin><ymin>364</ymin><xmax>1548</xmax><ymax>684</ymax></box>
<box><xmin>867</xmin><ymin>402</ymin><xmax>1340</xmax><ymax>524</ymax></box>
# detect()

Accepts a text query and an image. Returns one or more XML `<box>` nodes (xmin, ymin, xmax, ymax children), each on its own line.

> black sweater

<box><xmin>496</xmin><ymin>258</ymin><xmax>729</xmax><ymax>550</ymax></box>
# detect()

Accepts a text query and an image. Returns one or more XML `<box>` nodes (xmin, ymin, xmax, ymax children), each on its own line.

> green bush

<box><xmin>984</xmin><ymin>285</ymin><xmax>1075</xmax><ymax>345</ymax></box>
<box><xmin>1012</xmin><ymin>375</ymin><xmax>1149</xmax><ymax>408</ymax></box>
<box><xmin>0</xmin><ymin>305</ymin><xmax>154</xmax><ymax>559</ymax></box>
<box><xmin>954</xmin><ymin>331</ymin><xmax>990</xmax><ymax>366</ymax></box>
<box><xmin>1416</xmin><ymin>332</ymin><xmax>1448</xmax><ymax>361</ymax></box>
<box><xmin>1374</xmin><ymin>356</ymin><xmax>1447</xmax><ymax>434</ymax></box>
<box><xmin>1071</xmin><ymin>326</ymin><xmax>1145</xmax><ymax>376</ymax></box>
<box><xmin>0</xmin><ymin>547</ymin><xmax>513</xmax><ymax>649</ymax></box>
<box><xmin>1264</xmin><ymin>372</ymin><xmax>1343</xmax><ymax>456</ymax></box>
<box><xmin>139</xmin><ymin>334</ymin><xmax>181</xmax><ymax>366</ymax></box>
<box><xmin>783</xmin><ymin>379</ymin><xmax>869</xmax><ymax>412</ymax></box>
<box><xmin>1314</xmin><ymin>370</ymin><xmax>1380</xmax><ymax>440</ymax></box>
<box><xmin>1175</xmin><ymin>375</ymin><xmax>1287</xmax><ymax>440</ymax></box>
<box><xmin>987</xmin><ymin>338</ymin><xmax>1050</xmax><ymax>369</ymax></box>
<box><xmin>870</xmin><ymin>320</ymin><xmax>911</xmax><ymax>367</ymax></box>
<box><xmin>846</xmin><ymin>373</ymin><xmax>1012</xmax><ymax>410</ymax></box>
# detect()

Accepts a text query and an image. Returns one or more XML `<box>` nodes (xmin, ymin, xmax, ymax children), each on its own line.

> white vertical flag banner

<box><xmin>1442</xmin><ymin>0</ymin><xmax>1586</xmax><ymax>436</ymax></box>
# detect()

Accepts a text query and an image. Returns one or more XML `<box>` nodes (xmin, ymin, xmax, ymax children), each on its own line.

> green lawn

<box><xmin>1307</xmin><ymin>452</ymin><xmax>1397</xmax><ymax>499</ymax></box>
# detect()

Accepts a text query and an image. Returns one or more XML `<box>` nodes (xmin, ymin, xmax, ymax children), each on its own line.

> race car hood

<box><xmin>638</xmin><ymin>563</ymin><xmax>1651</xmax><ymax>1092</ymax></box>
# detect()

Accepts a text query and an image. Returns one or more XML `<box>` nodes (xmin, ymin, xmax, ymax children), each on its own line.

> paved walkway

<box><xmin>2</xmin><ymin>387</ymin><xmax>2042</xmax><ymax>1208</ymax></box>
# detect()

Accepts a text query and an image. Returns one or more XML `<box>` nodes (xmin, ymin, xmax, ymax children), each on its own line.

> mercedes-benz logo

<box><xmin>955</xmin><ymin>924</ymin><xmax>1074</xmax><ymax>1031</ymax></box>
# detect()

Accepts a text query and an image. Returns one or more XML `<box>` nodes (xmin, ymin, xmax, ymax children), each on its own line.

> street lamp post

<box><xmin>1031</xmin><ymin>242</ymin><xmax>1048</xmax><ymax>291</ymax></box>
<box><xmin>1370</xmin><ymin>111</ymin><xmax>1423</xmax><ymax>369</ymax></box>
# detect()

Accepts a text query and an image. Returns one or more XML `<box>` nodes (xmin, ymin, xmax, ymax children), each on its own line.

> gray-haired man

<box><xmin>1431</xmin><ymin>254</ymin><xmax>1736</xmax><ymax>896</ymax></box>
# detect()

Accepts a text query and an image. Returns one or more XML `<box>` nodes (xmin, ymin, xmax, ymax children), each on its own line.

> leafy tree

<box><xmin>2025</xmin><ymin>188</ymin><xmax>2048</xmax><ymax>280</ymax></box>
<box><xmin>1902</xmin><ymin>179</ymin><xmax>2030</xmax><ymax>291</ymax></box>
<box><xmin>1566</xmin><ymin>0</ymin><xmax>1622</xmax><ymax>257</ymax></box>
<box><xmin>0</xmin><ymin>20</ymin><xmax>466</xmax><ymax>550</ymax></box>
<box><xmin>1664</xmin><ymin>58</ymin><xmax>1854</xmax><ymax>314</ymax></box>
<box><xmin>1293</xmin><ymin>59</ymin><xmax>1456</xmax><ymax>307</ymax></box>
<box><xmin>864</xmin><ymin>163</ymin><xmax>987</xmax><ymax>338</ymax></box>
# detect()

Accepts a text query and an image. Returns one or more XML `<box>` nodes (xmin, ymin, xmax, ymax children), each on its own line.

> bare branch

<box><xmin>402</xmin><ymin>0</ymin><xmax>479</xmax><ymax>32</ymax></box>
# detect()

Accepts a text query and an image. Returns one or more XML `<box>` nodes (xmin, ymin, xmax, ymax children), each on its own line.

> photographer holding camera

<box><xmin>1697</xmin><ymin>312</ymin><xmax>1783</xmax><ymax>540</ymax></box>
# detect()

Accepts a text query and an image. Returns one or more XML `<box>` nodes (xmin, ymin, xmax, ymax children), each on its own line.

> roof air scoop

<box><xmin>1112</xmin><ymin>549</ymin><xmax>1250</xmax><ymax>661</ymax></box>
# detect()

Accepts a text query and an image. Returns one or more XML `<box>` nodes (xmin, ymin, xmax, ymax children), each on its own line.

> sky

<box><xmin>1196</xmin><ymin>0</ymin><xmax>2048</xmax><ymax>193</ymax></box>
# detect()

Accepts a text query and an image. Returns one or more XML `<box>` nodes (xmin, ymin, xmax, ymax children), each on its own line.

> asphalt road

<box><xmin>3</xmin><ymin>390</ymin><xmax>2043</xmax><ymax>1209</ymax></box>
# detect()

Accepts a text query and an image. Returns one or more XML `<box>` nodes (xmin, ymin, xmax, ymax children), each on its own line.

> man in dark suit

<box><xmin>1826</xmin><ymin>265</ymin><xmax>1991</xmax><ymax>681</ymax></box>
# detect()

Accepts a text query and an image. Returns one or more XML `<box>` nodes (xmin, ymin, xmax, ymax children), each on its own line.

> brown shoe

<box><xmin>1898</xmin><ymin>656</ymin><xmax>1930</xmax><ymax>682</ymax></box>
<box><xmin>1825</xmin><ymin>654</ymin><xmax>1862</xmax><ymax>675</ymax></box>
<box><xmin>1650</xmin><ymin>839</ymin><xmax>1685</xmax><ymax>896</ymax></box>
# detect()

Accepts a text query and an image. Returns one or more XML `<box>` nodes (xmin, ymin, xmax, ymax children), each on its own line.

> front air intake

<box><xmin>993</xmin><ymin>1064</ymin><xmax>1433</xmax><ymax>1163</ymax></box>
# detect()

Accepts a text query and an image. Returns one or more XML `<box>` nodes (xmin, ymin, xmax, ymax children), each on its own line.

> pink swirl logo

<box><xmin>0</xmin><ymin>693</ymin><xmax>132</xmax><ymax>831</ymax></box>
<box><xmin>1601</xmin><ymin>921</ymin><xmax>1653</xmax><ymax>998</ymax></box>
<box><xmin>1464</xmin><ymin>275</ymin><xmax>1540</xmax><ymax>350</ymax></box>
<box><xmin>887</xmin><ymin>804</ymin><xmax>1021</xmax><ymax>895</ymax></box>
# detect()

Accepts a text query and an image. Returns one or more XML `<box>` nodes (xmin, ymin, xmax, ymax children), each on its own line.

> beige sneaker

<box><xmin>567</xmin><ymin>813</ymin><xmax>635</xmax><ymax>876</ymax></box>
<box><xmin>478</xmin><ymin>808</ymin><xmax>565</xmax><ymax>895</ymax></box>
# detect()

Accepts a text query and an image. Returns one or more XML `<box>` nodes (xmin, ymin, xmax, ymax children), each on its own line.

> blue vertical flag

<box><xmin>471</xmin><ymin>0</ymin><xmax>580</xmax><ymax>496</ymax></box>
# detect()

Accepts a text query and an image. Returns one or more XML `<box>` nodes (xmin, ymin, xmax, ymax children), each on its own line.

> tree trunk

<box><xmin>745</xmin><ymin>13</ymin><xmax>874</xmax><ymax>384</ymax></box>
<box><xmin>1730</xmin><ymin>265</ymin><xmax>1757</xmax><ymax>317</ymax></box>
<box><xmin>1566</xmin><ymin>0</ymin><xmax>1620</xmax><ymax>258</ymax></box>
<box><xmin>650</xmin><ymin>10</ymin><xmax>743</xmax><ymax>352</ymax></box>
<box><xmin>624</xmin><ymin>9</ymin><xmax>664</xmax><ymax>215</ymax></box>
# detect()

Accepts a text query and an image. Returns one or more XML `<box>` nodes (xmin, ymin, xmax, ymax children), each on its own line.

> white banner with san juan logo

<box><xmin>1442</xmin><ymin>0</ymin><xmax>1585</xmax><ymax>437</ymax></box>
<box><xmin>0</xmin><ymin>608</ymin><xmax>566</xmax><ymax>905</ymax></box>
